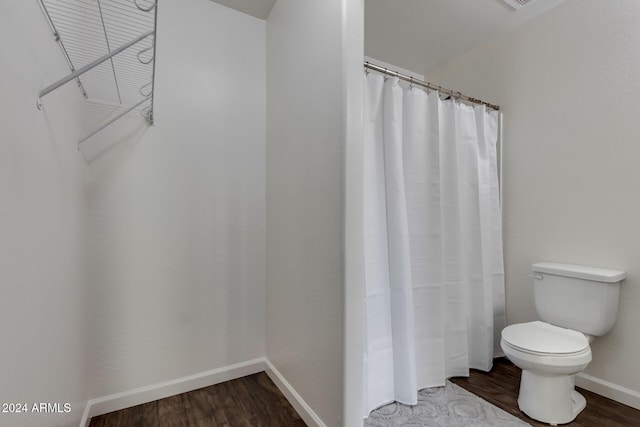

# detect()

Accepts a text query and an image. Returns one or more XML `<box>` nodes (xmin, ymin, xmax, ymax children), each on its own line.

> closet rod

<box><xmin>38</xmin><ymin>30</ymin><xmax>154</xmax><ymax>103</ymax></box>
<box><xmin>364</xmin><ymin>62</ymin><xmax>500</xmax><ymax>111</ymax></box>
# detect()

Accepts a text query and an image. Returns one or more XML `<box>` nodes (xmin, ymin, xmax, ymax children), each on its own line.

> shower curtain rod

<box><xmin>364</xmin><ymin>62</ymin><xmax>500</xmax><ymax>111</ymax></box>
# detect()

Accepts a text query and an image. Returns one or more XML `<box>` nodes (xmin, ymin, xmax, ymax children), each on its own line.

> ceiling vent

<box><xmin>502</xmin><ymin>0</ymin><xmax>538</xmax><ymax>9</ymax></box>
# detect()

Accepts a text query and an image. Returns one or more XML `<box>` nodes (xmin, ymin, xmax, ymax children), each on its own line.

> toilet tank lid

<box><xmin>532</xmin><ymin>262</ymin><xmax>625</xmax><ymax>283</ymax></box>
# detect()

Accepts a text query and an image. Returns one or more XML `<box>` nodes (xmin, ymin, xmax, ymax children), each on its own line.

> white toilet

<box><xmin>501</xmin><ymin>262</ymin><xmax>625</xmax><ymax>425</ymax></box>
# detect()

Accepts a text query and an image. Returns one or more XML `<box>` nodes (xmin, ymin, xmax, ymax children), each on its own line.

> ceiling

<box><xmin>210</xmin><ymin>0</ymin><xmax>568</xmax><ymax>74</ymax></box>
<box><xmin>365</xmin><ymin>0</ymin><xmax>568</xmax><ymax>74</ymax></box>
<box><xmin>209</xmin><ymin>0</ymin><xmax>276</xmax><ymax>20</ymax></box>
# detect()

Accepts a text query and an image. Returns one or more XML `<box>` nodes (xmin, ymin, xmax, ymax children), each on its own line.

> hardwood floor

<box><xmin>451</xmin><ymin>357</ymin><xmax>640</xmax><ymax>427</ymax></box>
<box><xmin>91</xmin><ymin>360</ymin><xmax>640</xmax><ymax>426</ymax></box>
<box><xmin>88</xmin><ymin>372</ymin><xmax>306</xmax><ymax>427</ymax></box>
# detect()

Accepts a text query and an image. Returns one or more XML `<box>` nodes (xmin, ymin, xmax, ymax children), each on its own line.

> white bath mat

<box><xmin>365</xmin><ymin>380</ymin><xmax>531</xmax><ymax>426</ymax></box>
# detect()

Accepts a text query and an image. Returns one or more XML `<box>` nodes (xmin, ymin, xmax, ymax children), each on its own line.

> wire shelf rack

<box><xmin>37</xmin><ymin>0</ymin><xmax>157</xmax><ymax>145</ymax></box>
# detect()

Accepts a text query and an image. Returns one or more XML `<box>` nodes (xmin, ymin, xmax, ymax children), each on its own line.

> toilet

<box><xmin>501</xmin><ymin>262</ymin><xmax>625</xmax><ymax>425</ymax></box>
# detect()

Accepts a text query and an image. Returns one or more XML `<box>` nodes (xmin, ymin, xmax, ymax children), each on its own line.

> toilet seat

<box><xmin>501</xmin><ymin>339</ymin><xmax>591</xmax><ymax>363</ymax></box>
<box><xmin>502</xmin><ymin>321</ymin><xmax>589</xmax><ymax>356</ymax></box>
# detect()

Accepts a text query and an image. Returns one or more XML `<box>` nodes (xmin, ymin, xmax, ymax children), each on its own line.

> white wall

<box><xmin>428</xmin><ymin>0</ymin><xmax>640</xmax><ymax>405</ymax></box>
<box><xmin>344</xmin><ymin>1</ymin><xmax>366</xmax><ymax>426</ymax></box>
<box><xmin>0</xmin><ymin>2</ymin><xmax>88</xmax><ymax>427</ymax></box>
<box><xmin>1</xmin><ymin>1</ymin><xmax>369</xmax><ymax>425</ymax></box>
<box><xmin>266</xmin><ymin>0</ymin><xmax>362</xmax><ymax>425</ymax></box>
<box><xmin>86</xmin><ymin>0</ymin><xmax>266</xmax><ymax>398</ymax></box>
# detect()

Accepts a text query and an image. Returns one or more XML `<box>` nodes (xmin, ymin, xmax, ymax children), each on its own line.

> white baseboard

<box><xmin>264</xmin><ymin>359</ymin><xmax>326</xmax><ymax>427</ymax></box>
<box><xmin>576</xmin><ymin>372</ymin><xmax>640</xmax><ymax>410</ymax></box>
<box><xmin>79</xmin><ymin>358</ymin><xmax>265</xmax><ymax>426</ymax></box>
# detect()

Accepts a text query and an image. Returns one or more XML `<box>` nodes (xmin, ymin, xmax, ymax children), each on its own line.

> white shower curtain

<box><xmin>363</xmin><ymin>72</ymin><xmax>506</xmax><ymax>416</ymax></box>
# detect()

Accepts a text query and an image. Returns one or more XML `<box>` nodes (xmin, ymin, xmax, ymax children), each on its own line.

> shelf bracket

<box><xmin>78</xmin><ymin>97</ymin><xmax>151</xmax><ymax>148</ymax></box>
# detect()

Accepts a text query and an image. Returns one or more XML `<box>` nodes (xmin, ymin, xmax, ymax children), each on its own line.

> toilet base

<box><xmin>518</xmin><ymin>370</ymin><xmax>586</xmax><ymax>425</ymax></box>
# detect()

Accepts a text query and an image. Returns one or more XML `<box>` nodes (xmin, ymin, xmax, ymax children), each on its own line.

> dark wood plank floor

<box><xmin>90</xmin><ymin>360</ymin><xmax>640</xmax><ymax>426</ymax></box>
<box><xmin>451</xmin><ymin>357</ymin><xmax>640</xmax><ymax>427</ymax></box>
<box><xmin>89</xmin><ymin>372</ymin><xmax>307</xmax><ymax>427</ymax></box>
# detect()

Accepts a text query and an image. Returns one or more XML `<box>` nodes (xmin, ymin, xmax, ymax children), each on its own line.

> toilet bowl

<box><xmin>501</xmin><ymin>321</ymin><xmax>591</xmax><ymax>424</ymax></box>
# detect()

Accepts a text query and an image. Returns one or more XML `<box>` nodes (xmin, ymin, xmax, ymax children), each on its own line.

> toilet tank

<box><xmin>531</xmin><ymin>262</ymin><xmax>625</xmax><ymax>336</ymax></box>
